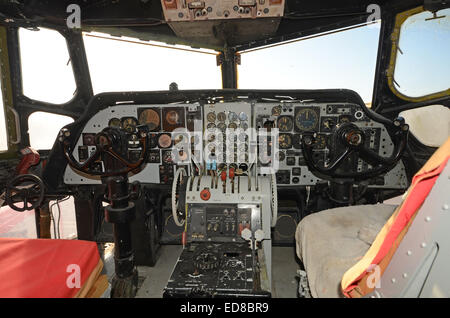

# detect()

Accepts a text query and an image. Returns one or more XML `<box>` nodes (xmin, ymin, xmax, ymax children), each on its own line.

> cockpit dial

<box><xmin>108</xmin><ymin>118</ymin><xmax>122</xmax><ymax>129</ymax></box>
<box><xmin>278</xmin><ymin>133</ymin><xmax>292</xmax><ymax>149</ymax></box>
<box><xmin>158</xmin><ymin>133</ymin><xmax>172</xmax><ymax>149</ymax></box>
<box><xmin>239</xmin><ymin>112</ymin><xmax>248</xmax><ymax>121</ymax></box>
<box><xmin>272</xmin><ymin>106</ymin><xmax>282</xmax><ymax>116</ymax></box>
<box><xmin>165</xmin><ymin>110</ymin><xmax>181</xmax><ymax>125</ymax></box>
<box><xmin>207</xmin><ymin>112</ymin><xmax>216</xmax><ymax>123</ymax></box>
<box><xmin>217</xmin><ymin>112</ymin><xmax>226</xmax><ymax>122</ymax></box>
<box><xmin>295</xmin><ymin>108</ymin><xmax>319</xmax><ymax>131</ymax></box>
<box><xmin>138</xmin><ymin>109</ymin><xmax>160</xmax><ymax>131</ymax></box>
<box><xmin>121</xmin><ymin>117</ymin><xmax>138</xmax><ymax>133</ymax></box>
<box><xmin>277</xmin><ymin>116</ymin><xmax>294</xmax><ymax>132</ymax></box>
<box><xmin>228</xmin><ymin>112</ymin><xmax>238</xmax><ymax>122</ymax></box>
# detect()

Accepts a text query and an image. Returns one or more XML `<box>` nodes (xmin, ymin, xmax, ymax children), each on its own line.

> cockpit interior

<box><xmin>0</xmin><ymin>0</ymin><xmax>449</xmax><ymax>301</ymax></box>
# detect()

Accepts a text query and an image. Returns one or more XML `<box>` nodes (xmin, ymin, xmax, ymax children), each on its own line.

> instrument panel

<box><xmin>63</xmin><ymin>101</ymin><xmax>408</xmax><ymax>189</ymax></box>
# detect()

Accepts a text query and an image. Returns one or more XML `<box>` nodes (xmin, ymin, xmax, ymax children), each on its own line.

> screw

<box><xmin>421</xmin><ymin>242</ymin><xmax>427</xmax><ymax>248</ymax></box>
<box><xmin>403</xmin><ymin>273</ymin><xmax>408</xmax><ymax>278</ymax></box>
<box><xmin>425</xmin><ymin>216</ymin><xmax>431</xmax><ymax>222</ymax></box>
<box><xmin>391</xmin><ymin>278</ymin><xmax>396</xmax><ymax>283</ymax></box>
<box><xmin>443</xmin><ymin>204</ymin><xmax>449</xmax><ymax>210</ymax></box>
<box><xmin>407</xmin><ymin>250</ymin><xmax>412</xmax><ymax>256</ymax></box>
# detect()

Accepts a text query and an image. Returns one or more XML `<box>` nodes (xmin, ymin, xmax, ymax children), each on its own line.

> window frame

<box><xmin>387</xmin><ymin>6</ymin><xmax>450</xmax><ymax>102</ymax></box>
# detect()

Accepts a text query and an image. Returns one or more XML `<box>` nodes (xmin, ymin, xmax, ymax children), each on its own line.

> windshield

<box><xmin>83</xmin><ymin>33</ymin><xmax>222</xmax><ymax>94</ymax></box>
<box><xmin>238</xmin><ymin>23</ymin><xmax>381</xmax><ymax>104</ymax></box>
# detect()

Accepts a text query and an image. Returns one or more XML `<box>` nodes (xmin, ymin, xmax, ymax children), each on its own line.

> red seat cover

<box><xmin>0</xmin><ymin>238</ymin><xmax>100</xmax><ymax>298</ymax></box>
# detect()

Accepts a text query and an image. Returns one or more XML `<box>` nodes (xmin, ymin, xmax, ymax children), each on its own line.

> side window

<box><xmin>400</xmin><ymin>105</ymin><xmax>450</xmax><ymax>147</ymax></box>
<box><xmin>19</xmin><ymin>28</ymin><xmax>76</xmax><ymax>104</ymax></box>
<box><xmin>28</xmin><ymin>112</ymin><xmax>73</xmax><ymax>150</ymax></box>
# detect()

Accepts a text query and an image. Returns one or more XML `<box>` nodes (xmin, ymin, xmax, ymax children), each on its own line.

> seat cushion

<box><xmin>0</xmin><ymin>238</ymin><xmax>102</xmax><ymax>298</ymax></box>
<box><xmin>295</xmin><ymin>204</ymin><xmax>397</xmax><ymax>298</ymax></box>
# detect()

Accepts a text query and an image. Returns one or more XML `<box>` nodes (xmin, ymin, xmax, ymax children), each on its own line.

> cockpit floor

<box><xmin>103</xmin><ymin>245</ymin><xmax>300</xmax><ymax>298</ymax></box>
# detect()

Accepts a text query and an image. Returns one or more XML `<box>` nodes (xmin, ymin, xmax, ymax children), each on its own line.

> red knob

<box><xmin>200</xmin><ymin>188</ymin><xmax>211</xmax><ymax>201</ymax></box>
<box><xmin>221</xmin><ymin>170</ymin><xmax>227</xmax><ymax>182</ymax></box>
<box><xmin>229</xmin><ymin>167</ymin><xmax>235</xmax><ymax>179</ymax></box>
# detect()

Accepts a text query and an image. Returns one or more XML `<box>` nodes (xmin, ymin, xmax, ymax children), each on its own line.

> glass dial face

<box><xmin>108</xmin><ymin>118</ymin><xmax>122</xmax><ymax>128</ymax></box>
<box><xmin>278</xmin><ymin>134</ymin><xmax>292</xmax><ymax>149</ymax></box>
<box><xmin>217</xmin><ymin>122</ymin><xmax>227</xmax><ymax>131</ymax></box>
<box><xmin>277</xmin><ymin>116</ymin><xmax>294</xmax><ymax>132</ymax></box>
<box><xmin>121</xmin><ymin>117</ymin><xmax>138</xmax><ymax>132</ymax></box>
<box><xmin>295</xmin><ymin>108</ymin><xmax>319</xmax><ymax>131</ymax></box>
<box><xmin>313</xmin><ymin>134</ymin><xmax>328</xmax><ymax>150</ymax></box>
<box><xmin>240</xmin><ymin>122</ymin><xmax>248</xmax><ymax>131</ymax></box>
<box><xmin>165</xmin><ymin>110</ymin><xmax>180</xmax><ymax>125</ymax></box>
<box><xmin>207</xmin><ymin>112</ymin><xmax>216</xmax><ymax>123</ymax></box>
<box><xmin>239</xmin><ymin>112</ymin><xmax>248</xmax><ymax>121</ymax></box>
<box><xmin>158</xmin><ymin>134</ymin><xmax>172</xmax><ymax>148</ymax></box>
<box><xmin>207</xmin><ymin>122</ymin><xmax>216</xmax><ymax>130</ymax></box>
<box><xmin>217</xmin><ymin>112</ymin><xmax>226</xmax><ymax>122</ymax></box>
<box><xmin>228</xmin><ymin>122</ymin><xmax>237</xmax><ymax>130</ymax></box>
<box><xmin>228</xmin><ymin>112</ymin><xmax>238</xmax><ymax>122</ymax></box>
<box><xmin>138</xmin><ymin>109</ymin><xmax>160</xmax><ymax>131</ymax></box>
<box><xmin>272</xmin><ymin>106</ymin><xmax>282</xmax><ymax>116</ymax></box>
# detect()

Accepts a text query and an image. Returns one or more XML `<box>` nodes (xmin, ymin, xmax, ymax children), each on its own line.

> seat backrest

<box><xmin>341</xmin><ymin>137</ymin><xmax>450</xmax><ymax>297</ymax></box>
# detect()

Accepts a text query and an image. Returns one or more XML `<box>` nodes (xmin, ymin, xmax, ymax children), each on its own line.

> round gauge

<box><xmin>295</xmin><ymin>108</ymin><xmax>319</xmax><ymax>131</ymax></box>
<box><xmin>277</xmin><ymin>116</ymin><xmax>294</xmax><ymax>132</ymax></box>
<box><xmin>228</xmin><ymin>122</ymin><xmax>237</xmax><ymax>130</ymax></box>
<box><xmin>313</xmin><ymin>134</ymin><xmax>328</xmax><ymax>150</ymax></box>
<box><xmin>108</xmin><ymin>118</ymin><xmax>122</xmax><ymax>129</ymax></box>
<box><xmin>176</xmin><ymin>150</ymin><xmax>188</xmax><ymax>162</ymax></box>
<box><xmin>207</xmin><ymin>122</ymin><xmax>216</xmax><ymax>130</ymax></box>
<box><xmin>166</xmin><ymin>110</ymin><xmax>180</xmax><ymax>125</ymax></box>
<box><xmin>228</xmin><ymin>112</ymin><xmax>238</xmax><ymax>122</ymax></box>
<box><xmin>240</xmin><ymin>122</ymin><xmax>248</xmax><ymax>131</ymax></box>
<box><xmin>272</xmin><ymin>106</ymin><xmax>282</xmax><ymax>116</ymax></box>
<box><xmin>207</xmin><ymin>143</ymin><xmax>216</xmax><ymax>153</ymax></box>
<box><xmin>207</xmin><ymin>112</ymin><xmax>216</xmax><ymax>123</ymax></box>
<box><xmin>321</xmin><ymin>117</ymin><xmax>337</xmax><ymax>132</ymax></box>
<box><xmin>138</xmin><ymin>109</ymin><xmax>160</xmax><ymax>131</ymax></box>
<box><xmin>158</xmin><ymin>133</ymin><xmax>172</xmax><ymax>148</ymax></box>
<box><xmin>207</xmin><ymin>133</ymin><xmax>216</xmax><ymax>143</ymax></box>
<box><xmin>173</xmin><ymin>134</ymin><xmax>186</xmax><ymax>145</ymax></box>
<box><xmin>239</xmin><ymin>143</ymin><xmax>248</xmax><ymax>152</ymax></box>
<box><xmin>239</xmin><ymin>112</ymin><xmax>248</xmax><ymax>121</ymax></box>
<box><xmin>217</xmin><ymin>122</ymin><xmax>226</xmax><ymax>131</ymax></box>
<box><xmin>238</xmin><ymin>133</ymin><xmax>248</xmax><ymax>142</ymax></box>
<box><xmin>227</xmin><ymin>133</ymin><xmax>236</xmax><ymax>143</ymax></box>
<box><xmin>278</xmin><ymin>134</ymin><xmax>292</xmax><ymax>149</ymax></box>
<box><xmin>217</xmin><ymin>112</ymin><xmax>226</xmax><ymax>122</ymax></box>
<box><xmin>121</xmin><ymin>117</ymin><xmax>138</xmax><ymax>133</ymax></box>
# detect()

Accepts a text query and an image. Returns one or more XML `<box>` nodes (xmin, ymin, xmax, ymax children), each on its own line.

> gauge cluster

<box><xmin>254</xmin><ymin>102</ymin><xmax>407</xmax><ymax>188</ymax></box>
<box><xmin>63</xmin><ymin>101</ymin><xmax>407</xmax><ymax>190</ymax></box>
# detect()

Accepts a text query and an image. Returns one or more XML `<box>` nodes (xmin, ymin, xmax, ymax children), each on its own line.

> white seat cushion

<box><xmin>295</xmin><ymin>204</ymin><xmax>397</xmax><ymax>298</ymax></box>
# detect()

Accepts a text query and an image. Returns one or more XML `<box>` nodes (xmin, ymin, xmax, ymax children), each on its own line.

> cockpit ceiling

<box><xmin>0</xmin><ymin>0</ymin><xmax>423</xmax><ymax>50</ymax></box>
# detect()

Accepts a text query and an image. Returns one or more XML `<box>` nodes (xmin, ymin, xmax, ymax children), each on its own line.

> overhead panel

<box><xmin>160</xmin><ymin>0</ymin><xmax>286</xmax><ymax>47</ymax></box>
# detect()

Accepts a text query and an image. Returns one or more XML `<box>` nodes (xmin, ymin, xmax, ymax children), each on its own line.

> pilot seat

<box><xmin>295</xmin><ymin>137</ymin><xmax>450</xmax><ymax>298</ymax></box>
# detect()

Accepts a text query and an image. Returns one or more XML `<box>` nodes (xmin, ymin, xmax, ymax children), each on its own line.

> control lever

<box><xmin>229</xmin><ymin>167</ymin><xmax>235</xmax><ymax>193</ymax></box>
<box><xmin>241</xmin><ymin>228</ymin><xmax>264</xmax><ymax>285</ymax></box>
<box><xmin>241</xmin><ymin>228</ymin><xmax>264</xmax><ymax>251</ymax></box>
<box><xmin>221</xmin><ymin>170</ymin><xmax>227</xmax><ymax>193</ymax></box>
